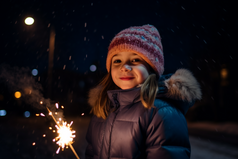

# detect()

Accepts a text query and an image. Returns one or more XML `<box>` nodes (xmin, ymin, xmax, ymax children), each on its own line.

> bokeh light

<box><xmin>14</xmin><ymin>91</ymin><xmax>21</xmax><ymax>98</ymax></box>
<box><xmin>221</xmin><ymin>68</ymin><xmax>228</xmax><ymax>79</ymax></box>
<box><xmin>24</xmin><ymin>17</ymin><xmax>34</xmax><ymax>25</ymax></box>
<box><xmin>90</xmin><ymin>65</ymin><xmax>97</xmax><ymax>72</ymax></box>
<box><xmin>0</xmin><ymin>110</ymin><xmax>7</xmax><ymax>116</ymax></box>
<box><xmin>24</xmin><ymin>111</ymin><xmax>30</xmax><ymax>118</ymax></box>
<box><xmin>32</xmin><ymin>69</ymin><xmax>38</xmax><ymax>76</ymax></box>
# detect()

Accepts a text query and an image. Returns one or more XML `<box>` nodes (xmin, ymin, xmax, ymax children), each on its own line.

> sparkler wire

<box><xmin>46</xmin><ymin>107</ymin><xmax>80</xmax><ymax>159</ymax></box>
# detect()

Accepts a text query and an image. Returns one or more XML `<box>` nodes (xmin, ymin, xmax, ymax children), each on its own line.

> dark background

<box><xmin>0</xmin><ymin>0</ymin><xmax>238</xmax><ymax>158</ymax></box>
<box><xmin>1</xmin><ymin>0</ymin><xmax>237</xmax><ymax>121</ymax></box>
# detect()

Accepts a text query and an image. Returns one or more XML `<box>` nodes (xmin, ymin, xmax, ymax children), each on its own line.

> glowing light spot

<box><xmin>55</xmin><ymin>112</ymin><xmax>58</xmax><ymax>115</ymax></box>
<box><xmin>56</xmin><ymin>147</ymin><xmax>61</xmax><ymax>154</ymax></box>
<box><xmin>40</xmin><ymin>101</ymin><xmax>43</xmax><ymax>104</ymax></box>
<box><xmin>81</xmin><ymin>113</ymin><xmax>84</xmax><ymax>116</ymax></box>
<box><xmin>49</xmin><ymin>127</ymin><xmax>52</xmax><ymax>130</ymax></box>
<box><xmin>221</xmin><ymin>68</ymin><xmax>228</xmax><ymax>79</ymax></box>
<box><xmin>14</xmin><ymin>91</ymin><xmax>21</xmax><ymax>98</ymax></box>
<box><xmin>25</xmin><ymin>17</ymin><xmax>34</xmax><ymax>25</ymax></box>
<box><xmin>43</xmin><ymin>134</ymin><xmax>46</xmax><ymax>137</ymax></box>
<box><xmin>90</xmin><ymin>65</ymin><xmax>97</xmax><ymax>72</ymax></box>
<box><xmin>53</xmin><ymin>130</ymin><xmax>56</xmax><ymax>133</ymax></box>
<box><xmin>40</xmin><ymin>113</ymin><xmax>45</xmax><ymax>117</ymax></box>
<box><xmin>0</xmin><ymin>110</ymin><xmax>7</xmax><ymax>116</ymax></box>
<box><xmin>24</xmin><ymin>111</ymin><xmax>30</xmax><ymax>118</ymax></box>
<box><xmin>55</xmin><ymin>103</ymin><xmax>59</xmax><ymax>109</ymax></box>
<box><xmin>32</xmin><ymin>69</ymin><xmax>38</xmax><ymax>76</ymax></box>
<box><xmin>35</xmin><ymin>114</ymin><xmax>39</xmax><ymax>116</ymax></box>
<box><xmin>32</xmin><ymin>142</ymin><xmax>36</xmax><ymax>146</ymax></box>
<box><xmin>61</xmin><ymin>106</ymin><xmax>64</xmax><ymax>109</ymax></box>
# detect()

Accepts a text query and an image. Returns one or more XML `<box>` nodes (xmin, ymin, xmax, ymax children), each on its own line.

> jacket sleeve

<box><xmin>145</xmin><ymin>105</ymin><xmax>191</xmax><ymax>159</ymax></box>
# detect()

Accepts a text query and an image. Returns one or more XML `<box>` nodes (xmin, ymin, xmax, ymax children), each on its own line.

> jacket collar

<box><xmin>88</xmin><ymin>69</ymin><xmax>202</xmax><ymax>115</ymax></box>
<box><xmin>107</xmin><ymin>87</ymin><xmax>141</xmax><ymax>110</ymax></box>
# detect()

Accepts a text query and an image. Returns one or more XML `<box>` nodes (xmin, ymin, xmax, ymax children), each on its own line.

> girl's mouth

<box><xmin>120</xmin><ymin>77</ymin><xmax>135</xmax><ymax>80</ymax></box>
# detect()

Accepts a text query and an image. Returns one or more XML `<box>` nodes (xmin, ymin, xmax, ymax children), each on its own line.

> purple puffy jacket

<box><xmin>86</xmin><ymin>69</ymin><xmax>202</xmax><ymax>159</ymax></box>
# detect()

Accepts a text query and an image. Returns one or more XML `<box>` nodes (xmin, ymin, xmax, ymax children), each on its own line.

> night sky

<box><xmin>0</xmin><ymin>0</ymin><xmax>238</xmax><ymax>119</ymax></box>
<box><xmin>1</xmin><ymin>0</ymin><xmax>237</xmax><ymax>74</ymax></box>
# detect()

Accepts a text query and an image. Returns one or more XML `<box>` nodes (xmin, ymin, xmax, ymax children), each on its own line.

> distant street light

<box><xmin>24</xmin><ymin>17</ymin><xmax>34</xmax><ymax>25</ymax></box>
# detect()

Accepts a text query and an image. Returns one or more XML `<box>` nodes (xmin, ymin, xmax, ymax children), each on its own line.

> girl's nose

<box><xmin>121</xmin><ymin>64</ymin><xmax>132</xmax><ymax>72</ymax></box>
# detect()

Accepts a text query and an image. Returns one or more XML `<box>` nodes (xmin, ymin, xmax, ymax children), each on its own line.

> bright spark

<box><xmin>40</xmin><ymin>113</ymin><xmax>45</xmax><ymax>117</ymax></box>
<box><xmin>54</xmin><ymin>121</ymin><xmax>76</xmax><ymax>151</ymax></box>
<box><xmin>40</xmin><ymin>101</ymin><xmax>43</xmax><ymax>104</ymax></box>
<box><xmin>55</xmin><ymin>103</ymin><xmax>59</xmax><ymax>109</ymax></box>
<box><xmin>46</xmin><ymin>107</ymin><xmax>79</xmax><ymax>159</ymax></box>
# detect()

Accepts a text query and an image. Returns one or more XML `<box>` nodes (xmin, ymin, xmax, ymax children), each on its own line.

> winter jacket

<box><xmin>85</xmin><ymin>69</ymin><xmax>202</xmax><ymax>159</ymax></box>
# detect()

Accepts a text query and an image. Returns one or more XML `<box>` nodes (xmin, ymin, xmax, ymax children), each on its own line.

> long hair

<box><xmin>90</xmin><ymin>72</ymin><xmax>119</xmax><ymax>119</ymax></box>
<box><xmin>140</xmin><ymin>74</ymin><xmax>158</xmax><ymax>109</ymax></box>
<box><xmin>90</xmin><ymin>71</ymin><xmax>159</xmax><ymax>119</ymax></box>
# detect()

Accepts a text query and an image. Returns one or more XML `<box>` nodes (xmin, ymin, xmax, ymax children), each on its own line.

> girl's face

<box><xmin>111</xmin><ymin>52</ymin><xmax>150</xmax><ymax>90</ymax></box>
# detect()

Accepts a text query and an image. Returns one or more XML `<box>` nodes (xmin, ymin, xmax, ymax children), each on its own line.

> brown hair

<box><xmin>140</xmin><ymin>74</ymin><xmax>158</xmax><ymax>108</ymax></box>
<box><xmin>90</xmin><ymin>72</ymin><xmax>158</xmax><ymax>119</ymax></box>
<box><xmin>90</xmin><ymin>72</ymin><xmax>119</xmax><ymax>119</ymax></box>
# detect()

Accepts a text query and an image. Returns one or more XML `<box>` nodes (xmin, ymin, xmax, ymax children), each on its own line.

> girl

<box><xmin>85</xmin><ymin>25</ymin><xmax>202</xmax><ymax>159</ymax></box>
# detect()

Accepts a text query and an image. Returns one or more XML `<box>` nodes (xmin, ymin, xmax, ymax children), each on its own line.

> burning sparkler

<box><xmin>46</xmin><ymin>107</ymin><xmax>79</xmax><ymax>159</ymax></box>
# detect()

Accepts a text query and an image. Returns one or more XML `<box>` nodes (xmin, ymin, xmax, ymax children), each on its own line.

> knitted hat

<box><xmin>106</xmin><ymin>24</ymin><xmax>164</xmax><ymax>77</ymax></box>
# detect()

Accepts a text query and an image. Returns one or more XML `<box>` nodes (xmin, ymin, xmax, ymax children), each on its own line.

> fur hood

<box><xmin>88</xmin><ymin>69</ymin><xmax>202</xmax><ymax>108</ymax></box>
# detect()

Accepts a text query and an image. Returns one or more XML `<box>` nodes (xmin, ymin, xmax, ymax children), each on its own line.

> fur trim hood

<box><xmin>88</xmin><ymin>69</ymin><xmax>202</xmax><ymax>110</ymax></box>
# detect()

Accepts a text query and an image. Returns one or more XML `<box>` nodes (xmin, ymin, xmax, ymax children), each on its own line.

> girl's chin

<box><xmin>119</xmin><ymin>85</ymin><xmax>137</xmax><ymax>90</ymax></box>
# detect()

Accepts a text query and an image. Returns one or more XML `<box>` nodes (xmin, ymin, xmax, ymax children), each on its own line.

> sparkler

<box><xmin>46</xmin><ymin>107</ymin><xmax>80</xmax><ymax>159</ymax></box>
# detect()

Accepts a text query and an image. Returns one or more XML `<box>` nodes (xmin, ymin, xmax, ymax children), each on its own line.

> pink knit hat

<box><xmin>106</xmin><ymin>24</ymin><xmax>164</xmax><ymax>77</ymax></box>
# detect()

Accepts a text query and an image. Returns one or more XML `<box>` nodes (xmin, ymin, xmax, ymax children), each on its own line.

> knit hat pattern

<box><xmin>106</xmin><ymin>24</ymin><xmax>164</xmax><ymax>77</ymax></box>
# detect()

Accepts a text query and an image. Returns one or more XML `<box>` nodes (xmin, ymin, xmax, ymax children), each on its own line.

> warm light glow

<box><xmin>46</xmin><ymin>107</ymin><xmax>79</xmax><ymax>159</ymax></box>
<box><xmin>43</xmin><ymin>134</ymin><xmax>46</xmax><ymax>137</ymax></box>
<box><xmin>14</xmin><ymin>91</ymin><xmax>21</xmax><ymax>98</ymax></box>
<box><xmin>54</xmin><ymin>121</ymin><xmax>76</xmax><ymax>151</ymax></box>
<box><xmin>49</xmin><ymin>127</ymin><xmax>52</xmax><ymax>130</ymax></box>
<box><xmin>40</xmin><ymin>101</ymin><xmax>43</xmax><ymax>104</ymax></box>
<box><xmin>25</xmin><ymin>17</ymin><xmax>34</xmax><ymax>25</ymax></box>
<box><xmin>221</xmin><ymin>68</ymin><xmax>228</xmax><ymax>79</ymax></box>
<box><xmin>61</xmin><ymin>105</ymin><xmax>64</xmax><ymax>109</ymax></box>
<box><xmin>32</xmin><ymin>142</ymin><xmax>36</xmax><ymax>146</ymax></box>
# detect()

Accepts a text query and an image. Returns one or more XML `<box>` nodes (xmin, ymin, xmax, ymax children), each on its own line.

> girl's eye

<box><xmin>132</xmin><ymin>59</ymin><xmax>141</xmax><ymax>62</ymax></box>
<box><xmin>113</xmin><ymin>59</ymin><xmax>121</xmax><ymax>63</ymax></box>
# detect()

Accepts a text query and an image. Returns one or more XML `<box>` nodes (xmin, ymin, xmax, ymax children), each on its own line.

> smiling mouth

<box><xmin>120</xmin><ymin>77</ymin><xmax>135</xmax><ymax>80</ymax></box>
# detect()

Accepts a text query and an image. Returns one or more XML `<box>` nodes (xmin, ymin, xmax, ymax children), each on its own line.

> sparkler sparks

<box><xmin>46</xmin><ymin>107</ymin><xmax>79</xmax><ymax>159</ymax></box>
<box><xmin>55</xmin><ymin>103</ymin><xmax>59</xmax><ymax>109</ymax></box>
